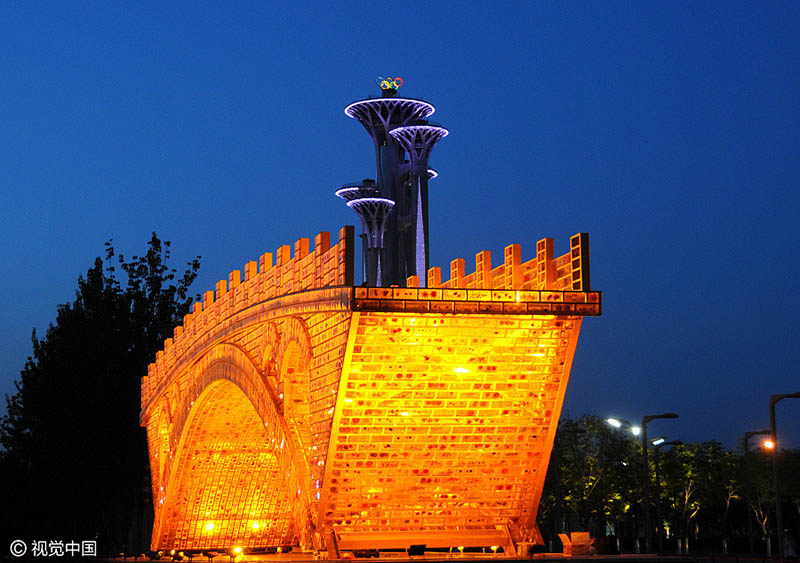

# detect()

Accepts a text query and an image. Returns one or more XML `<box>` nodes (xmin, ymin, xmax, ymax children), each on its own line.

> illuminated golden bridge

<box><xmin>140</xmin><ymin>227</ymin><xmax>599</xmax><ymax>555</ymax></box>
<box><xmin>140</xmin><ymin>82</ymin><xmax>601</xmax><ymax>556</ymax></box>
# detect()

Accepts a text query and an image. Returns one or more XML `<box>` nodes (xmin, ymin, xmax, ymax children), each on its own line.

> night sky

<box><xmin>2</xmin><ymin>3</ymin><xmax>798</xmax><ymax>448</ymax></box>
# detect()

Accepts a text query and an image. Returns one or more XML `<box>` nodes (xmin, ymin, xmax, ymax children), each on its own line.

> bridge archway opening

<box><xmin>280</xmin><ymin>340</ymin><xmax>312</xmax><ymax>458</ymax></box>
<box><xmin>159</xmin><ymin>379</ymin><xmax>297</xmax><ymax>551</ymax></box>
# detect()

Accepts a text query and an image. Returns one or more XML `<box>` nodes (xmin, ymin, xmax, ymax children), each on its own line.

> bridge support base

<box><xmin>333</xmin><ymin>527</ymin><xmax>516</xmax><ymax>555</ymax></box>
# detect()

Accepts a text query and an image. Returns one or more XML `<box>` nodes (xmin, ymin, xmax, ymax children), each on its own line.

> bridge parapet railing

<box><xmin>141</xmin><ymin>226</ymin><xmax>355</xmax><ymax>412</ymax></box>
<box><xmin>419</xmin><ymin>233</ymin><xmax>590</xmax><ymax>293</ymax></box>
<box><xmin>142</xmin><ymin>229</ymin><xmax>592</xmax><ymax>414</ymax></box>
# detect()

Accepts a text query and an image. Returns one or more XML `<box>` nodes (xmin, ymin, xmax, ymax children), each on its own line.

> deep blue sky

<box><xmin>2</xmin><ymin>3</ymin><xmax>798</xmax><ymax>448</ymax></box>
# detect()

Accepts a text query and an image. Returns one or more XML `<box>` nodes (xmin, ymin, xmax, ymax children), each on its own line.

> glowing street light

<box><xmin>743</xmin><ymin>429</ymin><xmax>771</xmax><ymax>554</ymax></box>
<box><xmin>769</xmin><ymin>392</ymin><xmax>800</xmax><ymax>559</ymax></box>
<box><xmin>641</xmin><ymin>412</ymin><xmax>679</xmax><ymax>553</ymax></box>
<box><xmin>605</xmin><ymin>418</ymin><xmax>640</xmax><ymax>436</ymax></box>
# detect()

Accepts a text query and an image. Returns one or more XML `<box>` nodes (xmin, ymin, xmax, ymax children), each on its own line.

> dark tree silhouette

<box><xmin>0</xmin><ymin>234</ymin><xmax>199</xmax><ymax>556</ymax></box>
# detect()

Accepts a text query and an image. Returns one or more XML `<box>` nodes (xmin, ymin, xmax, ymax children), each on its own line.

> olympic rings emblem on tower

<box><xmin>377</xmin><ymin>76</ymin><xmax>403</xmax><ymax>90</ymax></box>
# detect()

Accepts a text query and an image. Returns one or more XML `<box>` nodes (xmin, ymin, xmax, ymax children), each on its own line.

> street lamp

<box><xmin>769</xmin><ymin>392</ymin><xmax>800</xmax><ymax>560</ymax></box>
<box><xmin>743</xmin><ymin>429</ymin><xmax>771</xmax><ymax>554</ymax></box>
<box><xmin>606</xmin><ymin>415</ymin><xmax>674</xmax><ymax>552</ymax></box>
<box><xmin>653</xmin><ymin>439</ymin><xmax>682</xmax><ymax>554</ymax></box>
<box><xmin>641</xmin><ymin>412</ymin><xmax>678</xmax><ymax>553</ymax></box>
<box><xmin>605</xmin><ymin>418</ymin><xmax>641</xmax><ymax>436</ymax></box>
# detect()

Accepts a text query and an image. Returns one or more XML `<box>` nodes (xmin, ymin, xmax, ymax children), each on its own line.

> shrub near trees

<box><xmin>539</xmin><ymin>415</ymin><xmax>800</xmax><ymax>554</ymax></box>
<box><xmin>0</xmin><ymin>235</ymin><xmax>199</xmax><ymax>556</ymax></box>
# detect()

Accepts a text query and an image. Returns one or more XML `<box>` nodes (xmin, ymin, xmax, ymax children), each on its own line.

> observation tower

<box><xmin>343</xmin><ymin>78</ymin><xmax>445</xmax><ymax>286</ymax></box>
<box><xmin>335</xmin><ymin>180</ymin><xmax>394</xmax><ymax>285</ymax></box>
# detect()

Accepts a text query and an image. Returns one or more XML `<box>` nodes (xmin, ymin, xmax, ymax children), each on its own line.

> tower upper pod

<box><xmin>340</xmin><ymin>78</ymin><xmax>447</xmax><ymax>286</ymax></box>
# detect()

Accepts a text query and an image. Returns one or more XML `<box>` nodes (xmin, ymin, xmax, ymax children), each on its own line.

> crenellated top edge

<box><xmin>413</xmin><ymin>233</ymin><xmax>591</xmax><ymax>293</ymax></box>
<box><xmin>141</xmin><ymin>226</ymin><xmax>355</xmax><ymax>417</ymax></box>
<box><xmin>142</xmin><ymin>228</ymin><xmax>594</xmax><ymax>421</ymax></box>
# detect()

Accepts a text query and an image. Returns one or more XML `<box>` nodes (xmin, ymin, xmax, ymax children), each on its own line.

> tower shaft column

<box><xmin>389</xmin><ymin>124</ymin><xmax>449</xmax><ymax>286</ymax></box>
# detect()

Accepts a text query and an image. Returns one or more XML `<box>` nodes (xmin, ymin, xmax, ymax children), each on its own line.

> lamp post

<box><xmin>641</xmin><ymin>413</ymin><xmax>678</xmax><ymax>553</ymax></box>
<box><xmin>653</xmin><ymin>439</ymin><xmax>682</xmax><ymax>554</ymax></box>
<box><xmin>605</xmin><ymin>417</ymin><xmax>646</xmax><ymax>552</ymax></box>
<box><xmin>769</xmin><ymin>392</ymin><xmax>800</xmax><ymax>560</ymax></box>
<box><xmin>605</xmin><ymin>418</ymin><xmax>641</xmax><ymax>552</ymax></box>
<box><xmin>743</xmin><ymin>429</ymin><xmax>771</xmax><ymax>554</ymax></box>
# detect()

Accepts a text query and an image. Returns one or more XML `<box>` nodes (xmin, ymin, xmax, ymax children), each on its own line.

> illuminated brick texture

<box><xmin>140</xmin><ymin>227</ymin><xmax>600</xmax><ymax>554</ymax></box>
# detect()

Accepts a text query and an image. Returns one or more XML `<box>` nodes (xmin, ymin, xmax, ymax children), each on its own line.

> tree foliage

<box><xmin>0</xmin><ymin>234</ymin><xmax>199</xmax><ymax>554</ymax></box>
<box><xmin>540</xmin><ymin>415</ymin><xmax>800</xmax><ymax>553</ymax></box>
<box><xmin>541</xmin><ymin>414</ymin><xmax>641</xmax><ymax>538</ymax></box>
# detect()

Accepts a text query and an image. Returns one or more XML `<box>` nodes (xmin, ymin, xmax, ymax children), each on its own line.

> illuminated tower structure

<box><xmin>344</xmin><ymin>80</ymin><xmax>445</xmax><ymax>286</ymax></box>
<box><xmin>335</xmin><ymin>180</ymin><xmax>394</xmax><ymax>285</ymax></box>
<box><xmin>389</xmin><ymin>123</ymin><xmax>448</xmax><ymax>285</ymax></box>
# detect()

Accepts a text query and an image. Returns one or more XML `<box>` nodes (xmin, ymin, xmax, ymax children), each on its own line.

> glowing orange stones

<box><xmin>140</xmin><ymin>228</ymin><xmax>599</xmax><ymax>555</ymax></box>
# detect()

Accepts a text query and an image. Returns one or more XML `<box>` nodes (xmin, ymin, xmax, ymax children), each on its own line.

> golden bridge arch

<box><xmin>141</xmin><ymin>227</ymin><xmax>601</xmax><ymax>555</ymax></box>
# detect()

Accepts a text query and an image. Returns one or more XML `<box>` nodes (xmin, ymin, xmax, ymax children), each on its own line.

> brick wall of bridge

<box><xmin>322</xmin><ymin>312</ymin><xmax>581</xmax><ymax>545</ymax></box>
<box><xmin>140</xmin><ymin>226</ymin><xmax>597</xmax><ymax>552</ymax></box>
